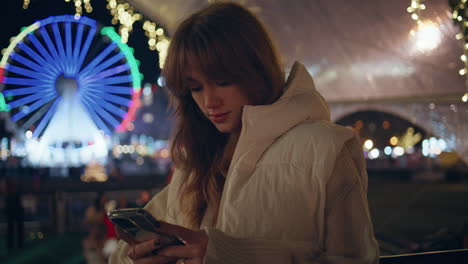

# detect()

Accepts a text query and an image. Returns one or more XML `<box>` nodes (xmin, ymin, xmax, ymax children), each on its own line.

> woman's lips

<box><xmin>210</xmin><ymin>112</ymin><xmax>230</xmax><ymax>123</ymax></box>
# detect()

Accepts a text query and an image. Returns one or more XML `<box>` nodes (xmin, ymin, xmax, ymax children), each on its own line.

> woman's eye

<box><xmin>217</xmin><ymin>81</ymin><xmax>230</xmax><ymax>86</ymax></box>
<box><xmin>190</xmin><ymin>86</ymin><xmax>202</xmax><ymax>92</ymax></box>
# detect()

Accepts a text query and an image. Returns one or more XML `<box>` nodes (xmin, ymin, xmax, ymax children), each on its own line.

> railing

<box><xmin>380</xmin><ymin>248</ymin><xmax>468</xmax><ymax>264</ymax></box>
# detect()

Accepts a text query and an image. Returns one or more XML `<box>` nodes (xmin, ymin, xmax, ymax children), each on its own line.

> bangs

<box><xmin>164</xmin><ymin>19</ymin><xmax>257</xmax><ymax>97</ymax></box>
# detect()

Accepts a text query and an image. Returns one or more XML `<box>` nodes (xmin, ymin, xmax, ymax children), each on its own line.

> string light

<box><xmin>23</xmin><ymin>0</ymin><xmax>30</xmax><ymax>9</ymax></box>
<box><xmin>105</xmin><ymin>0</ymin><xmax>169</xmax><ymax>68</ymax></box>
<box><xmin>22</xmin><ymin>0</ymin><xmax>170</xmax><ymax>69</ymax></box>
<box><xmin>407</xmin><ymin>1</ymin><xmax>443</xmax><ymax>54</ymax></box>
<box><xmin>449</xmin><ymin>0</ymin><xmax>468</xmax><ymax>102</ymax></box>
<box><xmin>407</xmin><ymin>0</ymin><xmax>426</xmax><ymax>25</ymax></box>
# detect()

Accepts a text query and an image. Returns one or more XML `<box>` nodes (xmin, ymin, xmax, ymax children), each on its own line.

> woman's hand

<box><xmin>155</xmin><ymin>221</ymin><xmax>209</xmax><ymax>264</ymax></box>
<box><xmin>121</xmin><ymin>221</ymin><xmax>209</xmax><ymax>264</ymax></box>
<box><xmin>115</xmin><ymin>226</ymin><xmax>178</xmax><ymax>264</ymax></box>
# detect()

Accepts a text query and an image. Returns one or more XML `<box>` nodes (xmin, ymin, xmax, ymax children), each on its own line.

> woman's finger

<box><xmin>115</xmin><ymin>226</ymin><xmax>137</xmax><ymax>245</ymax></box>
<box><xmin>158</xmin><ymin>244</ymin><xmax>205</xmax><ymax>259</ymax></box>
<box><xmin>128</xmin><ymin>239</ymin><xmax>163</xmax><ymax>260</ymax></box>
<box><xmin>133</xmin><ymin>254</ymin><xmax>177</xmax><ymax>264</ymax></box>
<box><xmin>156</xmin><ymin>221</ymin><xmax>193</xmax><ymax>241</ymax></box>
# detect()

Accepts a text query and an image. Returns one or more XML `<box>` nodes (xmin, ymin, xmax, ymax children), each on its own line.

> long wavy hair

<box><xmin>162</xmin><ymin>2</ymin><xmax>285</xmax><ymax>228</ymax></box>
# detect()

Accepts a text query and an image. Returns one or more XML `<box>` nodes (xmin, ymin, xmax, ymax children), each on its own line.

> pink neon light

<box><xmin>0</xmin><ymin>68</ymin><xmax>4</xmax><ymax>83</ymax></box>
<box><xmin>116</xmin><ymin>88</ymin><xmax>141</xmax><ymax>132</ymax></box>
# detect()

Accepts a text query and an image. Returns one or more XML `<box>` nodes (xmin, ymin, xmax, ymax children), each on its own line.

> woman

<box><xmin>109</xmin><ymin>2</ymin><xmax>379</xmax><ymax>264</ymax></box>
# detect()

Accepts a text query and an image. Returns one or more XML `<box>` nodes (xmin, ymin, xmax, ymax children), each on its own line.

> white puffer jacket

<box><xmin>109</xmin><ymin>62</ymin><xmax>380</xmax><ymax>264</ymax></box>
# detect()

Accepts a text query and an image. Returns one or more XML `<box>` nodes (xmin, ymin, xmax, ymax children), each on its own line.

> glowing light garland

<box><xmin>407</xmin><ymin>0</ymin><xmax>426</xmax><ymax>24</ymax></box>
<box><xmin>409</xmin><ymin>0</ymin><xmax>468</xmax><ymax>102</ymax></box>
<box><xmin>23</xmin><ymin>0</ymin><xmax>170</xmax><ymax>70</ymax></box>
<box><xmin>23</xmin><ymin>0</ymin><xmax>30</xmax><ymax>9</ymax></box>
<box><xmin>105</xmin><ymin>0</ymin><xmax>170</xmax><ymax>68</ymax></box>
<box><xmin>449</xmin><ymin>0</ymin><xmax>468</xmax><ymax>102</ymax></box>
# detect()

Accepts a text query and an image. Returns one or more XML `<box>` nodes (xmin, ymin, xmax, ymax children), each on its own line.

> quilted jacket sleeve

<box><xmin>202</xmin><ymin>145</ymin><xmax>379</xmax><ymax>264</ymax></box>
<box><xmin>317</xmin><ymin>145</ymin><xmax>380</xmax><ymax>263</ymax></box>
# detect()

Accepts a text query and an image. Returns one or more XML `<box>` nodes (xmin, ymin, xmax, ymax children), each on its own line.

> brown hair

<box><xmin>162</xmin><ymin>2</ymin><xmax>285</xmax><ymax>228</ymax></box>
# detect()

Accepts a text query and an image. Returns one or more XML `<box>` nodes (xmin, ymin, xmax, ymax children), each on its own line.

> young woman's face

<box><xmin>187</xmin><ymin>69</ymin><xmax>252</xmax><ymax>134</ymax></box>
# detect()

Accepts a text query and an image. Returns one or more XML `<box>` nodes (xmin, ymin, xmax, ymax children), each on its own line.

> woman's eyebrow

<box><xmin>185</xmin><ymin>76</ymin><xmax>198</xmax><ymax>82</ymax></box>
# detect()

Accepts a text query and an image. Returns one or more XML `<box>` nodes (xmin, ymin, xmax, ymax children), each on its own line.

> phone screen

<box><xmin>109</xmin><ymin>208</ymin><xmax>185</xmax><ymax>245</ymax></box>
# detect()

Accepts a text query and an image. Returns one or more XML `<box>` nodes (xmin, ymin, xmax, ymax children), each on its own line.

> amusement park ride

<box><xmin>0</xmin><ymin>15</ymin><xmax>142</xmax><ymax>167</ymax></box>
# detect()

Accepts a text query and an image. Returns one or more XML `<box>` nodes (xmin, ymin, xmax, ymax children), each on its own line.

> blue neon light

<box><xmin>22</xmin><ymin>101</ymin><xmax>54</xmax><ymax>130</ymax></box>
<box><xmin>0</xmin><ymin>15</ymin><xmax>140</xmax><ymax>138</ymax></box>
<box><xmin>8</xmin><ymin>90</ymin><xmax>52</xmax><ymax>109</ymax></box>
<box><xmin>80</xmin><ymin>94</ymin><xmax>112</xmax><ymax>134</ymax></box>
<box><xmin>76</xmin><ymin>27</ymin><xmax>96</xmax><ymax>72</ymax></box>
<box><xmin>79</xmin><ymin>42</ymin><xmax>118</xmax><ymax>76</ymax></box>
<box><xmin>83</xmin><ymin>64</ymin><xmax>131</xmax><ymax>82</ymax></box>
<box><xmin>3</xmin><ymin>85</ymin><xmax>50</xmax><ymax>97</ymax></box>
<box><xmin>82</xmin><ymin>74</ymin><xmax>132</xmax><ymax>86</ymax></box>
<box><xmin>32</xmin><ymin>97</ymin><xmax>60</xmax><ymax>137</ymax></box>
<box><xmin>65</xmin><ymin>22</ymin><xmax>72</xmax><ymax>75</ymax></box>
<box><xmin>83</xmin><ymin>52</ymin><xmax>126</xmax><ymax>77</ymax></box>
<box><xmin>86</xmin><ymin>85</ymin><xmax>133</xmax><ymax>95</ymax></box>
<box><xmin>11</xmin><ymin>92</ymin><xmax>56</xmax><ymax>121</ymax></box>
<box><xmin>27</xmin><ymin>34</ymin><xmax>62</xmax><ymax>74</ymax></box>
<box><xmin>5</xmin><ymin>65</ymin><xmax>50</xmax><ymax>80</ymax></box>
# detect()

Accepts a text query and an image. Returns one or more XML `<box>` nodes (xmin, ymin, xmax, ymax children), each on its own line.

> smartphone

<box><xmin>108</xmin><ymin>208</ymin><xmax>185</xmax><ymax>245</ymax></box>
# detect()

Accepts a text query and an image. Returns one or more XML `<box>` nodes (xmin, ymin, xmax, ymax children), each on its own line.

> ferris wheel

<box><xmin>0</xmin><ymin>15</ymin><xmax>142</xmax><ymax>166</ymax></box>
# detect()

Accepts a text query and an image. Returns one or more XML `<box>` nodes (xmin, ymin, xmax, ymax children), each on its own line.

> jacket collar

<box><xmin>227</xmin><ymin>61</ymin><xmax>331</xmax><ymax>181</ymax></box>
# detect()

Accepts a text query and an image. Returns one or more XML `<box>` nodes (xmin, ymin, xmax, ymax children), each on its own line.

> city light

<box><xmin>410</xmin><ymin>21</ymin><xmax>441</xmax><ymax>53</ymax></box>
<box><xmin>422</xmin><ymin>137</ymin><xmax>448</xmax><ymax>157</ymax></box>
<box><xmin>393</xmin><ymin>146</ymin><xmax>405</xmax><ymax>157</ymax></box>
<box><xmin>364</xmin><ymin>139</ymin><xmax>374</xmax><ymax>150</ymax></box>
<box><xmin>160</xmin><ymin>149</ymin><xmax>169</xmax><ymax>159</ymax></box>
<box><xmin>384</xmin><ymin>146</ymin><xmax>392</xmax><ymax>156</ymax></box>
<box><xmin>390</xmin><ymin>136</ymin><xmax>399</xmax><ymax>146</ymax></box>
<box><xmin>369</xmin><ymin>148</ymin><xmax>380</xmax><ymax>159</ymax></box>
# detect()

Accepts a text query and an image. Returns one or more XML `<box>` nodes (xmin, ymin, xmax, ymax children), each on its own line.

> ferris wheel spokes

<box><xmin>79</xmin><ymin>42</ymin><xmax>118</xmax><ymax>77</ymax></box>
<box><xmin>72</xmin><ymin>23</ymin><xmax>85</xmax><ymax>74</ymax></box>
<box><xmin>1</xmin><ymin>15</ymin><xmax>141</xmax><ymax>167</ymax></box>
<box><xmin>2</xmin><ymin>85</ymin><xmax>49</xmax><ymax>97</ymax></box>
<box><xmin>22</xmin><ymin>100</ymin><xmax>54</xmax><ymax>130</ymax></box>
<box><xmin>88</xmin><ymin>53</ymin><xmax>127</xmax><ymax>78</ymax></box>
<box><xmin>24</xmin><ymin>34</ymin><xmax>62</xmax><ymax>74</ymax></box>
<box><xmin>8</xmin><ymin>90</ymin><xmax>53</xmax><ymax>109</ymax></box>
<box><xmin>88</xmin><ymin>96</ymin><xmax>127</xmax><ymax>117</ymax></box>
<box><xmin>11</xmin><ymin>92</ymin><xmax>57</xmax><ymax>122</ymax></box>
<box><xmin>5</xmin><ymin>64</ymin><xmax>50</xmax><ymax>81</ymax></box>
<box><xmin>16</xmin><ymin>42</ymin><xmax>58</xmax><ymax>76</ymax></box>
<box><xmin>10</xmin><ymin>52</ymin><xmax>53</xmax><ymax>76</ymax></box>
<box><xmin>86</xmin><ymin>84</ymin><xmax>133</xmax><ymax>95</ymax></box>
<box><xmin>82</xmin><ymin>64</ymin><xmax>131</xmax><ymax>83</ymax></box>
<box><xmin>40</xmin><ymin>27</ymin><xmax>65</xmax><ymax>73</ymax></box>
<box><xmin>32</xmin><ymin>98</ymin><xmax>61</xmax><ymax>137</ymax></box>
<box><xmin>79</xmin><ymin>95</ymin><xmax>112</xmax><ymax>135</ymax></box>
<box><xmin>76</xmin><ymin>27</ymin><xmax>97</xmax><ymax>74</ymax></box>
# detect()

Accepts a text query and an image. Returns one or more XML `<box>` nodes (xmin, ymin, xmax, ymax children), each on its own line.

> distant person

<box><xmin>110</xmin><ymin>2</ymin><xmax>379</xmax><ymax>264</ymax></box>
<box><xmin>102</xmin><ymin>201</ymin><xmax>118</xmax><ymax>261</ymax></box>
<box><xmin>117</xmin><ymin>194</ymin><xmax>129</xmax><ymax>209</ymax></box>
<box><xmin>135</xmin><ymin>189</ymin><xmax>151</xmax><ymax>208</ymax></box>
<box><xmin>82</xmin><ymin>192</ymin><xmax>107</xmax><ymax>264</ymax></box>
<box><xmin>4</xmin><ymin>178</ymin><xmax>24</xmax><ymax>253</ymax></box>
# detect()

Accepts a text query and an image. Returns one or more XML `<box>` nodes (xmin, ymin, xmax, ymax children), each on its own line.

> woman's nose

<box><xmin>204</xmin><ymin>87</ymin><xmax>221</xmax><ymax>108</ymax></box>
